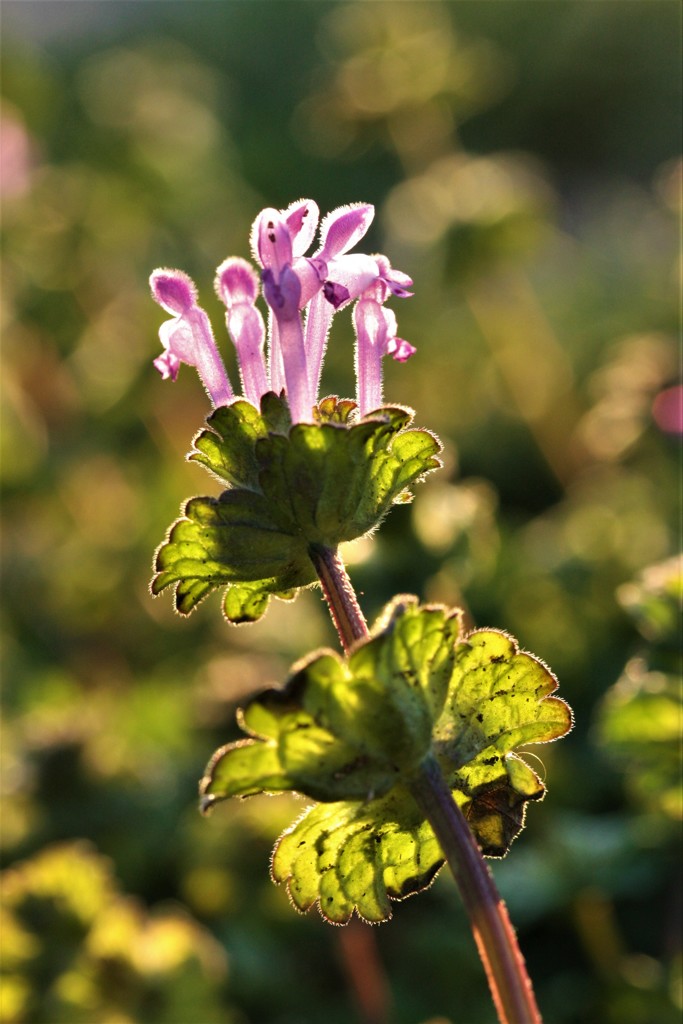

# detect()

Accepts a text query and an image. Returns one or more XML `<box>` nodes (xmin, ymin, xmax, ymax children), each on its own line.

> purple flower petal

<box><xmin>352</xmin><ymin>288</ymin><xmax>415</xmax><ymax>415</ymax></box>
<box><xmin>304</xmin><ymin>290</ymin><xmax>335</xmax><ymax>400</ymax></box>
<box><xmin>283</xmin><ymin>198</ymin><xmax>320</xmax><ymax>257</ymax></box>
<box><xmin>324</xmin><ymin>253</ymin><xmax>380</xmax><ymax>308</ymax></box>
<box><xmin>153</xmin><ymin>349</ymin><xmax>181</xmax><ymax>381</ymax></box>
<box><xmin>388</xmin><ymin>337</ymin><xmax>416</xmax><ymax>362</ymax></box>
<box><xmin>374</xmin><ymin>255</ymin><xmax>414</xmax><ymax>298</ymax></box>
<box><xmin>251</xmin><ymin>208</ymin><xmax>293</xmax><ymax>272</ymax></box>
<box><xmin>315</xmin><ymin>203</ymin><xmax>374</xmax><ymax>261</ymax></box>
<box><xmin>151</xmin><ymin>269</ymin><xmax>197</xmax><ymax>315</ymax></box>
<box><xmin>215</xmin><ymin>256</ymin><xmax>259</xmax><ymax>305</ymax></box>
<box><xmin>323</xmin><ymin>281</ymin><xmax>351</xmax><ymax>310</ymax></box>
<box><xmin>293</xmin><ymin>256</ymin><xmax>324</xmax><ymax>307</ymax></box>
<box><xmin>150</xmin><ymin>268</ymin><xmax>234</xmax><ymax>407</ymax></box>
<box><xmin>353</xmin><ymin>297</ymin><xmax>387</xmax><ymax>417</ymax></box>
<box><xmin>262</xmin><ymin>266</ymin><xmax>311</xmax><ymax>422</ymax></box>
<box><xmin>215</xmin><ymin>257</ymin><xmax>268</xmax><ymax>406</ymax></box>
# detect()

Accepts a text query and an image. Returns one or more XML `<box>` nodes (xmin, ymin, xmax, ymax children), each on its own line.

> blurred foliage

<box><xmin>1</xmin><ymin>2</ymin><xmax>681</xmax><ymax>1023</ymax></box>
<box><xmin>596</xmin><ymin>556</ymin><xmax>682</xmax><ymax>822</ymax></box>
<box><xmin>0</xmin><ymin>842</ymin><xmax>230</xmax><ymax>1024</ymax></box>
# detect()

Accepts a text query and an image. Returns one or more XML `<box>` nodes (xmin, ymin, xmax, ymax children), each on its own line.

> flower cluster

<box><xmin>150</xmin><ymin>199</ymin><xmax>415</xmax><ymax>421</ymax></box>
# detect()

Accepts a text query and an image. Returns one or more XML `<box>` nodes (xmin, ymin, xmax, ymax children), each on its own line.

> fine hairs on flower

<box><xmin>150</xmin><ymin>199</ymin><xmax>415</xmax><ymax>421</ymax></box>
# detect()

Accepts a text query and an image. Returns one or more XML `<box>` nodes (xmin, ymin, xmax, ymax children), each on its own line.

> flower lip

<box><xmin>252</xmin><ymin>208</ymin><xmax>293</xmax><ymax>271</ymax></box>
<box><xmin>323</xmin><ymin>253</ymin><xmax>381</xmax><ymax>309</ymax></box>
<box><xmin>215</xmin><ymin>257</ymin><xmax>259</xmax><ymax>307</ymax></box>
<box><xmin>323</xmin><ymin>281</ymin><xmax>351</xmax><ymax>309</ymax></box>
<box><xmin>374</xmin><ymin>256</ymin><xmax>414</xmax><ymax>298</ymax></box>
<box><xmin>388</xmin><ymin>337</ymin><xmax>416</xmax><ymax>362</ymax></box>
<box><xmin>153</xmin><ymin>347</ymin><xmax>181</xmax><ymax>381</ymax></box>
<box><xmin>283</xmin><ymin>198</ymin><xmax>320</xmax><ymax>257</ymax></box>
<box><xmin>314</xmin><ymin>203</ymin><xmax>375</xmax><ymax>261</ymax></box>
<box><xmin>150</xmin><ymin>269</ymin><xmax>197</xmax><ymax>315</ymax></box>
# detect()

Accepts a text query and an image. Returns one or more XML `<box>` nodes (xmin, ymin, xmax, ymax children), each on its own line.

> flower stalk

<box><xmin>408</xmin><ymin>757</ymin><xmax>543</xmax><ymax>1024</ymax></box>
<box><xmin>308</xmin><ymin>543</ymin><xmax>368</xmax><ymax>648</ymax></box>
<box><xmin>309</xmin><ymin>542</ymin><xmax>543</xmax><ymax>1024</ymax></box>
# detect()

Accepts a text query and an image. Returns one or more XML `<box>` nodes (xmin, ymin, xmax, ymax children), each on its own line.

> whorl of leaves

<box><xmin>152</xmin><ymin>395</ymin><xmax>441</xmax><ymax>623</ymax></box>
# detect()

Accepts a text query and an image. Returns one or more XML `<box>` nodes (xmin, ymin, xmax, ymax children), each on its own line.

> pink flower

<box><xmin>214</xmin><ymin>257</ymin><xmax>268</xmax><ymax>407</ymax></box>
<box><xmin>353</xmin><ymin>284</ymin><xmax>416</xmax><ymax>417</ymax></box>
<box><xmin>150</xmin><ymin>269</ymin><xmax>234</xmax><ymax>407</ymax></box>
<box><xmin>150</xmin><ymin>199</ymin><xmax>415</xmax><ymax>422</ymax></box>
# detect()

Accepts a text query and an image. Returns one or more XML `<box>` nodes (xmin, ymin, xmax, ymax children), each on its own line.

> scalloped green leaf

<box><xmin>272</xmin><ymin>790</ymin><xmax>442</xmax><ymax>924</ymax></box>
<box><xmin>254</xmin><ymin>409</ymin><xmax>441</xmax><ymax>546</ymax></box>
<box><xmin>154</xmin><ymin>401</ymin><xmax>441</xmax><ymax>620</ymax></box>
<box><xmin>221</xmin><ymin>579</ymin><xmax>297</xmax><ymax>625</ymax></box>
<box><xmin>201</xmin><ymin>650</ymin><xmax>402</xmax><ymax>806</ymax></box>
<box><xmin>434</xmin><ymin>629</ymin><xmax>572</xmax><ymax>769</ymax></box>
<box><xmin>152</xmin><ymin>492</ymin><xmax>316</xmax><ymax>615</ymax></box>
<box><xmin>200</xmin><ymin>597</ymin><xmax>572</xmax><ymax>922</ymax></box>
<box><xmin>190</xmin><ymin>394</ymin><xmax>290</xmax><ymax>491</ymax></box>
<box><xmin>270</xmin><ymin>758</ymin><xmax>543</xmax><ymax>925</ymax></box>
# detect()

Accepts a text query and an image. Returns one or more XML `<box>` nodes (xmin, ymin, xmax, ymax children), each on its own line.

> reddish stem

<box><xmin>308</xmin><ymin>543</ymin><xmax>368</xmax><ymax>648</ymax></box>
<box><xmin>409</xmin><ymin>756</ymin><xmax>542</xmax><ymax>1024</ymax></box>
<box><xmin>308</xmin><ymin>543</ymin><xmax>543</xmax><ymax>1024</ymax></box>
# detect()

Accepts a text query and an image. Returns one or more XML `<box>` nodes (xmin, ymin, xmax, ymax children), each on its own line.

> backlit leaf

<box><xmin>153</xmin><ymin>398</ymin><xmax>441</xmax><ymax>621</ymax></box>
<box><xmin>201</xmin><ymin>597</ymin><xmax>572</xmax><ymax>922</ymax></box>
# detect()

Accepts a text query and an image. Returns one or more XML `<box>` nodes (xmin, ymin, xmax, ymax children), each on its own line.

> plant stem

<box><xmin>309</xmin><ymin>545</ymin><xmax>392</xmax><ymax>1022</ymax></box>
<box><xmin>309</xmin><ymin>543</ymin><xmax>543</xmax><ymax>1024</ymax></box>
<box><xmin>409</xmin><ymin>756</ymin><xmax>542</xmax><ymax>1024</ymax></box>
<box><xmin>309</xmin><ymin>543</ymin><xmax>368</xmax><ymax>647</ymax></box>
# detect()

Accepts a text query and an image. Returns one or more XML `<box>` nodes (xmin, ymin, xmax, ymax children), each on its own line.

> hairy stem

<box><xmin>308</xmin><ymin>543</ymin><xmax>368</xmax><ymax>648</ymax></box>
<box><xmin>309</xmin><ymin>544</ymin><xmax>388</xmax><ymax>1022</ymax></box>
<box><xmin>409</xmin><ymin>756</ymin><xmax>542</xmax><ymax>1024</ymax></box>
<box><xmin>309</xmin><ymin>542</ymin><xmax>542</xmax><ymax>1024</ymax></box>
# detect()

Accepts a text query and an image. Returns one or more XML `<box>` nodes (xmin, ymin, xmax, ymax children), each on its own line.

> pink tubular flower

<box><xmin>347</xmin><ymin>252</ymin><xmax>415</xmax><ymax>415</ymax></box>
<box><xmin>353</xmin><ymin>280</ymin><xmax>416</xmax><ymax>418</ymax></box>
<box><xmin>150</xmin><ymin>198</ymin><xmax>415</xmax><ymax>422</ymax></box>
<box><xmin>215</xmin><ymin>257</ymin><xmax>268</xmax><ymax>407</ymax></box>
<box><xmin>303</xmin><ymin>203</ymin><xmax>375</xmax><ymax>395</ymax></box>
<box><xmin>150</xmin><ymin>269</ymin><xmax>234</xmax><ymax>407</ymax></box>
<box><xmin>254</xmin><ymin>207</ymin><xmax>311</xmax><ymax>424</ymax></box>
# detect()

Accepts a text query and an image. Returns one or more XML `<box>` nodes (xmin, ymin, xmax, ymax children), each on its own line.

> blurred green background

<box><xmin>1</xmin><ymin>2</ymin><xmax>681</xmax><ymax>1022</ymax></box>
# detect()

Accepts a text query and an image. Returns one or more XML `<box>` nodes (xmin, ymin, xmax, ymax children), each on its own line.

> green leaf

<box><xmin>271</xmin><ymin>791</ymin><xmax>442</xmax><ymax>924</ymax></box>
<box><xmin>253</xmin><ymin>406</ymin><xmax>441</xmax><ymax>545</ymax></box>
<box><xmin>190</xmin><ymin>395</ymin><xmax>290</xmax><ymax>491</ymax></box>
<box><xmin>200</xmin><ymin>597</ymin><xmax>573</xmax><ymax>922</ymax></box>
<box><xmin>152</xmin><ymin>492</ymin><xmax>316</xmax><ymax>615</ymax></box>
<box><xmin>222</xmin><ymin>580</ymin><xmax>297</xmax><ymax>625</ymax></box>
<box><xmin>597</xmin><ymin>559</ymin><xmax>682</xmax><ymax>820</ymax></box>
<box><xmin>434</xmin><ymin>629</ymin><xmax>572</xmax><ymax>767</ymax></box>
<box><xmin>153</xmin><ymin>400</ymin><xmax>441</xmax><ymax>621</ymax></box>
